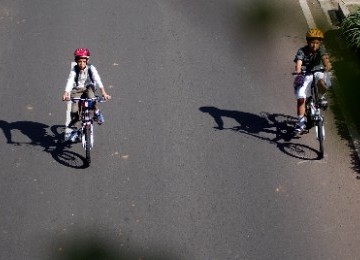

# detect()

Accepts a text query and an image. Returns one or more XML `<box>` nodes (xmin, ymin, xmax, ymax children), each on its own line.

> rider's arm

<box><xmin>322</xmin><ymin>54</ymin><xmax>332</xmax><ymax>71</ymax></box>
<box><xmin>63</xmin><ymin>67</ymin><xmax>76</xmax><ymax>100</ymax></box>
<box><xmin>62</xmin><ymin>91</ymin><xmax>70</xmax><ymax>101</ymax></box>
<box><xmin>294</xmin><ymin>48</ymin><xmax>304</xmax><ymax>74</ymax></box>
<box><xmin>99</xmin><ymin>87</ymin><xmax>111</xmax><ymax>100</ymax></box>
<box><xmin>319</xmin><ymin>45</ymin><xmax>332</xmax><ymax>71</ymax></box>
<box><xmin>90</xmin><ymin>65</ymin><xmax>104</xmax><ymax>89</ymax></box>
<box><xmin>294</xmin><ymin>60</ymin><xmax>303</xmax><ymax>74</ymax></box>
<box><xmin>91</xmin><ymin>66</ymin><xmax>111</xmax><ymax>100</ymax></box>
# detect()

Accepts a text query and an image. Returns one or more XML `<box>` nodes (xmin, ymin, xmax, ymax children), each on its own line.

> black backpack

<box><xmin>74</xmin><ymin>64</ymin><xmax>94</xmax><ymax>87</ymax></box>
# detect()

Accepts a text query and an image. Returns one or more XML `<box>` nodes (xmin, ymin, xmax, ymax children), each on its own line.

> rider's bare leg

<box><xmin>294</xmin><ymin>98</ymin><xmax>306</xmax><ymax>132</ymax></box>
<box><xmin>297</xmin><ymin>98</ymin><xmax>305</xmax><ymax>116</ymax></box>
<box><xmin>317</xmin><ymin>79</ymin><xmax>327</xmax><ymax>95</ymax></box>
<box><xmin>317</xmin><ymin>79</ymin><xmax>328</xmax><ymax>108</ymax></box>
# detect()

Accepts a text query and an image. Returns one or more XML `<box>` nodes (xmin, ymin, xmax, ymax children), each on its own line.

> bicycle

<box><xmin>69</xmin><ymin>95</ymin><xmax>106</xmax><ymax>165</ymax></box>
<box><xmin>293</xmin><ymin>66</ymin><xmax>326</xmax><ymax>159</ymax></box>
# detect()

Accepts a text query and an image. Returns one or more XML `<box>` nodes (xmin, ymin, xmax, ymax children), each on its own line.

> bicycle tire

<box><xmin>85</xmin><ymin>125</ymin><xmax>91</xmax><ymax>165</ymax></box>
<box><xmin>317</xmin><ymin>119</ymin><xmax>325</xmax><ymax>159</ymax></box>
<box><xmin>305</xmin><ymin>99</ymin><xmax>314</xmax><ymax>130</ymax></box>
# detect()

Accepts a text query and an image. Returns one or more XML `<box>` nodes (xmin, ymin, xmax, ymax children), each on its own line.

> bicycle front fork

<box><xmin>314</xmin><ymin>117</ymin><xmax>325</xmax><ymax>140</ymax></box>
<box><xmin>81</xmin><ymin>124</ymin><xmax>94</xmax><ymax>149</ymax></box>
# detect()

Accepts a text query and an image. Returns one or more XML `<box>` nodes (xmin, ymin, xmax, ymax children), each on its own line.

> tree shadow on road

<box><xmin>323</xmin><ymin>29</ymin><xmax>360</xmax><ymax>174</ymax></box>
<box><xmin>50</xmin><ymin>229</ymin><xmax>181</xmax><ymax>260</ymax></box>
<box><xmin>199</xmin><ymin>106</ymin><xmax>322</xmax><ymax>160</ymax></box>
<box><xmin>0</xmin><ymin>120</ymin><xmax>88</xmax><ymax>169</ymax></box>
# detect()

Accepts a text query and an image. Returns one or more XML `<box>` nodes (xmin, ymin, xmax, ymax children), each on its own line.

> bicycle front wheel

<box><xmin>316</xmin><ymin>119</ymin><xmax>325</xmax><ymax>159</ymax></box>
<box><xmin>84</xmin><ymin>125</ymin><xmax>91</xmax><ymax>165</ymax></box>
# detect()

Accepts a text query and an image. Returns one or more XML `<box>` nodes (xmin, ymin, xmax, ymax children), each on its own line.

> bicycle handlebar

<box><xmin>292</xmin><ymin>66</ymin><xmax>325</xmax><ymax>76</ymax></box>
<box><xmin>69</xmin><ymin>96</ymin><xmax>106</xmax><ymax>103</ymax></box>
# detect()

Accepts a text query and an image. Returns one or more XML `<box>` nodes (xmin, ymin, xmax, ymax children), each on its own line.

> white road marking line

<box><xmin>299</xmin><ymin>0</ymin><xmax>317</xmax><ymax>28</ymax></box>
<box><xmin>65</xmin><ymin>101</ymin><xmax>72</xmax><ymax>134</ymax></box>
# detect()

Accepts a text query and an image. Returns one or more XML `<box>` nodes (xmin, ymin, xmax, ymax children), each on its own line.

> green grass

<box><xmin>339</xmin><ymin>10</ymin><xmax>360</xmax><ymax>131</ymax></box>
<box><xmin>325</xmin><ymin>29</ymin><xmax>360</xmax><ymax>134</ymax></box>
<box><xmin>341</xmin><ymin>10</ymin><xmax>360</xmax><ymax>49</ymax></box>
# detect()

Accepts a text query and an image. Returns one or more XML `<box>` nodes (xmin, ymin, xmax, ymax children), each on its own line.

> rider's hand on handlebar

<box><xmin>102</xmin><ymin>94</ymin><xmax>111</xmax><ymax>100</ymax></box>
<box><xmin>62</xmin><ymin>91</ymin><xmax>70</xmax><ymax>101</ymax></box>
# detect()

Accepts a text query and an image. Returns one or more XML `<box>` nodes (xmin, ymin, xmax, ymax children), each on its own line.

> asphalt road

<box><xmin>1</xmin><ymin>0</ymin><xmax>360</xmax><ymax>259</ymax></box>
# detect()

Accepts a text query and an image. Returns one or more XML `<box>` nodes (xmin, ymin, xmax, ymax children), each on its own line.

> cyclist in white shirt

<box><xmin>62</xmin><ymin>48</ymin><xmax>111</xmax><ymax>141</ymax></box>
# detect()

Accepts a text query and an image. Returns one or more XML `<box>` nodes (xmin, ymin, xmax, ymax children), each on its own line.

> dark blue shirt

<box><xmin>294</xmin><ymin>45</ymin><xmax>327</xmax><ymax>73</ymax></box>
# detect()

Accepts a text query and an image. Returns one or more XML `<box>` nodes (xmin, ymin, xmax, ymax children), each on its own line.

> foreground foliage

<box><xmin>341</xmin><ymin>10</ymin><xmax>360</xmax><ymax>50</ymax></box>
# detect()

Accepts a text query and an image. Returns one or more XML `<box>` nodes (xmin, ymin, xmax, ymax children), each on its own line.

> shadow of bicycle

<box><xmin>199</xmin><ymin>106</ymin><xmax>322</xmax><ymax>160</ymax></box>
<box><xmin>0</xmin><ymin>120</ymin><xmax>88</xmax><ymax>169</ymax></box>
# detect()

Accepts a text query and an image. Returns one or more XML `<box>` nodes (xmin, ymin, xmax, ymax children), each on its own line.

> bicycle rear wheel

<box><xmin>316</xmin><ymin>119</ymin><xmax>325</xmax><ymax>159</ymax></box>
<box><xmin>84</xmin><ymin>125</ymin><xmax>91</xmax><ymax>165</ymax></box>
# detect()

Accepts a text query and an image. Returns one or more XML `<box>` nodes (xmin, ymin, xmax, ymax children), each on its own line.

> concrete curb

<box><xmin>337</xmin><ymin>0</ymin><xmax>360</xmax><ymax>19</ymax></box>
<box><xmin>338</xmin><ymin>1</ymin><xmax>350</xmax><ymax>19</ymax></box>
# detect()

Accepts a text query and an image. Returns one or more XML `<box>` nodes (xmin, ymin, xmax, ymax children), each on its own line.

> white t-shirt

<box><xmin>64</xmin><ymin>62</ymin><xmax>104</xmax><ymax>92</ymax></box>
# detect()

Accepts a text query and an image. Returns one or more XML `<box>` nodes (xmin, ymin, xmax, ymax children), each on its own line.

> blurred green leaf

<box><xmin>341</xmin><ymin>10</ymin><xmax>360</xmax><ymax>50</ymax></box>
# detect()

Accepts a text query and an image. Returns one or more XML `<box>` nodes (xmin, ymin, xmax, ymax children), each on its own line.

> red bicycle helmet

<box><xmin>74</xmin><ymin>48</ymin><xmax>90</xmax><ymax>59</ymax></box>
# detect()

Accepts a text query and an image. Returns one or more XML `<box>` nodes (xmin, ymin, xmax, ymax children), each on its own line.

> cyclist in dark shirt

<box><xmin>293</xmin><ymin>28</ymin><xmax>332</xmax><ymax>134</ymax></box>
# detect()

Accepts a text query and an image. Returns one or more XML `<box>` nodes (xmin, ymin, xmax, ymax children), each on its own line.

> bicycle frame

<box><xmin>304</xmin><ymin>67</ymin><xmax>326</xmax><ymax>158</ymax></box>
<box><xmin>78</xmin><ymin>97</ymin><xmax>96</xmax><ymax>149</ymax></box>
<box><xmin>71</xmin><ymin>96</ymin><xmax>102</xmax><ymax>165</ymax></box>
<box><xmin>304</xmin><ymin>69</ymin><xmax>323</xmax><ymax>124</ymax></box>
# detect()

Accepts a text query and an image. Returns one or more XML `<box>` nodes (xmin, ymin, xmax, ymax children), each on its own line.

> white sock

<box><xmin>297</xmin><ymin>116</ymin><xmax>305</xmax><ymax>125</ymax></box>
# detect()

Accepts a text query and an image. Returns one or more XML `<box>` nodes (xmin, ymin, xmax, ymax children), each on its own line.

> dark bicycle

<box><xmin>70</xmin><ymin>95</ymin><xmax>105</xmax><ymax>165</ymax></box>
<box><xmin>293</xmin><ymin>66</ymin><xmax>326</xmax><ymax>159</ymax></box>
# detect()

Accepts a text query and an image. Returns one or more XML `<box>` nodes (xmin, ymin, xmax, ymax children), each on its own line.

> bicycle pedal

<box><xmin>293</xmin><ymin>128</ymin><xmax>308</xmax><ymax>136</ymax></box>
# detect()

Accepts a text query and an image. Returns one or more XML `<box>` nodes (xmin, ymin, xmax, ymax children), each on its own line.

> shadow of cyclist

<box><xmin>0</xmin><ymin>120</ymin><xmax>53</xmax><ymax>146</ymax></box>
<box><xmin>199</xmin><ymin>106</ymin><xmax>272</xmax><ymax>133</ymax></box>
<box><xmin>199</xmin><ymin>106</ymin><xmax>320</xmax><ymax>159</ymax></box>
<box><xmin>0</xmin><ymin>120</ymin><xmax>87</xmax><ymax>168</ymax></box>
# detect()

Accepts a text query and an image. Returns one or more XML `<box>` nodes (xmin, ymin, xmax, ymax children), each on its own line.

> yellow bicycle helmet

<box><xmin>306</xmin><ymin>28</ymin><xmax>324</xmax><ymax>40</ymax></box>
